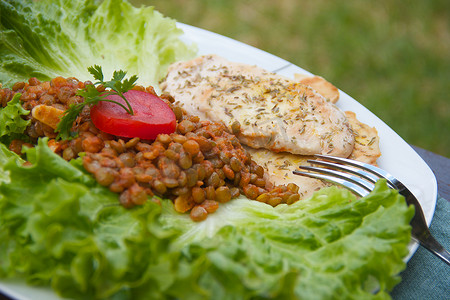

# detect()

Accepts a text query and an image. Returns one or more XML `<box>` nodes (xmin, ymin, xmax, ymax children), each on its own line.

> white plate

<box><xmin>0</xmin><ymin>23</ymin><xmax>438</xmax><ymax>300</ymax></box>
<box><xmin>179</xmin><ymin>22</ymin><xmax>438</xmax><ymax>237</ymax></box>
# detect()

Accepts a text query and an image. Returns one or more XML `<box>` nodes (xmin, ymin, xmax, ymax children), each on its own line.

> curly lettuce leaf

<box><xmin>0</xmin><ymin>93</ymin><xmax>30</xmax><ymax>145</ymax></box>
<box><xmin>0</xmin><ymin>139</ymin><xmax>184</xmax><ymax>299</ymax></box>
<box><xmin>0</xmin><ymin>139</ymin><xmax>413</xmax><ymax>299</ymax></box>
<box><xmin>161</xmin><ymin>183</ymin><xmax>414</xmax><ymax>299</ymax></box>
<box><xmin>0</xmin><ymin>0</ymin><xmax>197</xmax><ymax>88</ymax></box>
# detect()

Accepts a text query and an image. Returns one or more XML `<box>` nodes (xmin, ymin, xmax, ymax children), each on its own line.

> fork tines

<box><xmin>293</xmin><ymin>154</ymin><xmax>397</xmax><ymax>197</ymax></box>
<box><xmin>293</xmin><ymin>154</ymin><xmax>450</xmax><ymax>266</ymax></box>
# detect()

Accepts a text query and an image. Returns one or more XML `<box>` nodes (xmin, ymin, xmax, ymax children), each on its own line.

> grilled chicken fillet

<box><xmin>247</xmin><ymin>112</ymin><xmax>381</xmax><ymax>200</ymax></box>
<box><xmin>161</xmin><ymin>55</ymin><xmax>354</xmax><ymax>157</ymax></box>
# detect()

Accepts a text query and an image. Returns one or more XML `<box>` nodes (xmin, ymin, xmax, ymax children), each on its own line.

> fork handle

<box><xmin>415</xmin><ymin>234</ymin><xmax>450</xmax><ymax>266</ymax></box>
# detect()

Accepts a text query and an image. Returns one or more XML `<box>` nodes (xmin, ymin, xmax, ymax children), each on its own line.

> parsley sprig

<box><xmin>56</xmin><ymin>65</ymin><xmax>138</xmax><ymax>140</ymax></box>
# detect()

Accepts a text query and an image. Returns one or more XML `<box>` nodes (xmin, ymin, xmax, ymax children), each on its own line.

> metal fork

<box><xmin>293</xmin><ymin>154</ymin><xmax>450</xmax><ymax>266</ymax></box>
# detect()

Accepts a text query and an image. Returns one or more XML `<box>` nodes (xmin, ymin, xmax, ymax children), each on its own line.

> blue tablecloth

<box><xmin>391</xmin><ymin>195</ymin><xmax>450</xmax><ymax>299</ymax></box>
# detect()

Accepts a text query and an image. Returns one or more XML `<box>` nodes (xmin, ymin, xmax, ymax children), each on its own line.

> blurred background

<box><xmin>132</xmin><ymin>0</ymin><xmax>449</xmax><ymax>157</ymax></box>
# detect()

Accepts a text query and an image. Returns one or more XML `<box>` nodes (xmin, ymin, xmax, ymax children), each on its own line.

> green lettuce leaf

<box><xmin>0</xmin><ymin>138</ymin><xmax>413</xmax><ymax>299</ymax></box>
<box><xmin>160</xmin><ymin>184</ymin><xmax>414</xmax><ymax>299</ymax></box>
<box><xmin>0</xmin><ymin>139</ymin><xmax>184</xmax><ymax>299</ymax></box>
<box><xmin>0</xmin><ymin>0</ymin><xmax>197</xmax><ymax>88</ymax></box>
<box><xmin>0</xmin><ymin>93</ymin><xmax>30</xmax><ymax>145</ymax></box>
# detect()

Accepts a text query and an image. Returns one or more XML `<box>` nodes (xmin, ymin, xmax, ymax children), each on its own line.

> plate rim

<box><xmin>177</xmin><ymin>22</ymin><xmax>438</xmax><ymax>259</ymax></box>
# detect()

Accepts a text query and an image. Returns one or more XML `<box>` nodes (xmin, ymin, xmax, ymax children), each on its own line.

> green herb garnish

<box><xmin>56</xmin><ymin>65</ymin><xmax>138</xmax><ymax>140</ymax></box>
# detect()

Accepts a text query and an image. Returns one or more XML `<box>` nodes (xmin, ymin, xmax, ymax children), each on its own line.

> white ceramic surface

<box><xmin>0</xmin><ymin>22</ymin><xmax>438</xmax><ymax>300</ymax></box>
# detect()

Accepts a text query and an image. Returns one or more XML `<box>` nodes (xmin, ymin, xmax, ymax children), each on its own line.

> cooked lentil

<box><xmin>1</xmin><ymin>76</ymin><xmax>302</xmax><ymax>221</ymax></box>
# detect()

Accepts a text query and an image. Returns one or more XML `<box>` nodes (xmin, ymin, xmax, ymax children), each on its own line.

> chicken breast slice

<box><xmin>246</xmin><ymin>147</ymin><xmax>329</xmax><ymax>200</ymax></box>
<box><xmin>161</xmin><ymin>54</ymin><xmax>354</xmax><ymax>157</ymax></box>
<box><xmin>294</xmin><ymin>74</ymin><xmax>340</xmax><ymax>104</ymax></box>
<box><xmin>345</xmin><ymin>111</ymin><xmax>381</xmax><ymax>165</ymax></box>
<box><xmin>247</xmin><ymin>111</ymin><xmax>381</xmax><ymax>200</ymax></box>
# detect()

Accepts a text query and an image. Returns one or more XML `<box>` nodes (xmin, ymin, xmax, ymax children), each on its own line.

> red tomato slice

<box><xmin>90</xmin><ymin>90</ymin><xmax>176</xmax><ymax>139</ymax></box>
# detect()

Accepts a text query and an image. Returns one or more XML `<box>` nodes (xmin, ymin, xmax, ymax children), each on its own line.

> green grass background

<box><xmin>133</xmin><ymin>0</ymin><xmax>449</xmax><ymax>157</ymax></box>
